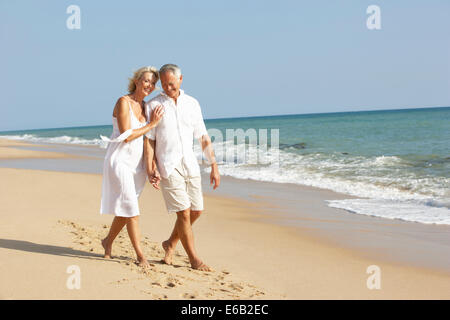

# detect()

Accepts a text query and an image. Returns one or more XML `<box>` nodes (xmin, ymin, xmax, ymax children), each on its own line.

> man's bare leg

<box><xmin>162</xmin><ymin>210</ymin><xmax>202</xmax><ymax>264</ymax></box>
<box><xmin>126</xmin><ymin>216</ymin><xmax>149</xmax><ymax>268</ymax></box>
<box><xmin>174</xmin><ymin>209</ymin><xmax>211</xmax><ymax>271</ymax></box>
<box><xmin>102</xmin><ymin>216</ymin><xmax>127</xmax><ymax>259</ymax></box>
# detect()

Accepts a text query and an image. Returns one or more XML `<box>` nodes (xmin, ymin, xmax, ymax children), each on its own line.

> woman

<box><xmin>100</xmin><ymin>66</ymin><xmax>163</xmax><ymax>267</ymax></box>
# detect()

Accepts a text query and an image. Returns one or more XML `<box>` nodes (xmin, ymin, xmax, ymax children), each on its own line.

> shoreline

<box><xmin>0</xmin><ymin>138</ymin><xmax>449</xmax><ymax>299</ymax></box>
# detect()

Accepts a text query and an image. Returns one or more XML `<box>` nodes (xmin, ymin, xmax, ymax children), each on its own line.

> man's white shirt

<box><xmin>145</xmin><ymin>90</ymin><xmax>208</xmax><ymax>179</ymax></box>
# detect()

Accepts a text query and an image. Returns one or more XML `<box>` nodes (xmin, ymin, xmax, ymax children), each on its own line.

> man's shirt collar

<box><xmin>160</xmin><ymin>89</ymin><xmax>184</xmax><ymax>100</ymax></box>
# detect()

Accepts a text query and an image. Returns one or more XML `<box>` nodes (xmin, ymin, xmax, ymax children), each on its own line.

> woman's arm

<box><xmin>143</xmin><ymin>137</ymin><xmax>160</xmax><ymax>189</ymax></box>
<box><xmin>114</xmin><ymin>97</ymin><xmax>163</xmax><ymax>143</ymax></box>
<box><xmin>143</xmin><ymin>137</ymin><xmax>156</xmax><ymax>175</ymax></box>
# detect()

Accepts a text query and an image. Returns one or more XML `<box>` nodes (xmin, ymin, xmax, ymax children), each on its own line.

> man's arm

<box><xmin>200</xmin><ymin>134</ymin><xmax>220</xmax><ymax>190</ymax></box>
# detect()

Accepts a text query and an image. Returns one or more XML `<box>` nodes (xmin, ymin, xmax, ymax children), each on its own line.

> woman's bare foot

<box><xmin>101</xmin><ymin>238</ymin><xmax>112</xmax><ymax>259</ymax></box>
<box><xmin>137</xmin><ymin>256</ymin><xmax>150</xmax><ymax>268</ymax></box>
<box><xmin>162</xmin><ymin>240</ymin><xmax>174</xmax><ymax>265</ymax></box>
<box><xmin>191</xmin><ymin>259</ymin><xmax>213</xmax><ymax>272</ymax></box>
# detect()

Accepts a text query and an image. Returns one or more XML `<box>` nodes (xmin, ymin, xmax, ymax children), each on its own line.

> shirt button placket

<box><xmin>174</xmin><ymin>101</ymin><xmax>185</xmax><ymax>165</ymax></box>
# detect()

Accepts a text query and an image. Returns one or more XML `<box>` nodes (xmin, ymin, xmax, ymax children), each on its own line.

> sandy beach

<box><xmin>0</xmin><ymin>138</ymin><xmax>449</xmax><ymax>299</ymax></box>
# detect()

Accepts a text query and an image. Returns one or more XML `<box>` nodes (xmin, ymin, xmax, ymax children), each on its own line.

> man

<box><xmin>144</xmin><ymin>64</ymin><xmax>220</xmax><ymax>271</ymax></box>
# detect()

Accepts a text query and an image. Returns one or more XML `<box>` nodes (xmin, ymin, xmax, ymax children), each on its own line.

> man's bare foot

<box><xmin>101</xmin><ymin>238</ymin><xmax>112</xmax><ymax>259</ymax></box>
<box><xmin>191</xmin><ymin>259</ymin><xmax>213</xmax><ymax>272</ymax></box>
<box><xmin>162</xmin><ymin>240</ymin><xmax>174</xmax><ymax>265</ymax></box>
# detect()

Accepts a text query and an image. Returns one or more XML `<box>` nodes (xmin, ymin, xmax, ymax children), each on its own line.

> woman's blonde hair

<box><xmin>127</xmin><ymin>66</ymin><xmax>159</xmax><ymax>93</ymax></box>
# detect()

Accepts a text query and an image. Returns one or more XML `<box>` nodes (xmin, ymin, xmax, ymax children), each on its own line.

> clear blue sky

<box><xmin>1</xmin><ymin>0</ymin><xmax>449</xmax><ymax>131</ymax></box>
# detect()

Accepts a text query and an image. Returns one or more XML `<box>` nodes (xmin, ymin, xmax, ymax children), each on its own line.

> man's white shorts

<box><xmin>160</xmin><ymin>161</ymin><xmax>204</xmax><ymax>214</ymax></box>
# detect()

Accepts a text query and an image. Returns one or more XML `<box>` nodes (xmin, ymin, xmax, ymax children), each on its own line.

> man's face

<box><xmin>160</xmin><ymin>71</ymin><xmax>183</xmax><ymax>100</ymax></box>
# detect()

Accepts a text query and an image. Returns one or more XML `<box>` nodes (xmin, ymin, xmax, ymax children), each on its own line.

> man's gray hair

<box><xmin>159</xmin><ymin>64</ymin><xmax>182</xmax><ymax>78</ymax></box>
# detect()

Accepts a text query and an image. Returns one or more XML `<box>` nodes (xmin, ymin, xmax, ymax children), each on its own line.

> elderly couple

<box><xmin>100</xmin><ymin>64</ymin><xmax>220</xmax><ymax>272</ymax></box>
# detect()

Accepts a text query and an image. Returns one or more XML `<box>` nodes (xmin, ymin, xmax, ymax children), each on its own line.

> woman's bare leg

<box><xmin>102</xmin><ymin>216</ymin><xmax>127</xmax><ymax>258</ymax></box>
<box><xmin>126</xmin><ymin>216</ymin><xmax>149</xmax><ymax>267</ymax></box>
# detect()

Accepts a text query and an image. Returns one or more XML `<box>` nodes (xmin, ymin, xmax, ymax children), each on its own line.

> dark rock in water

<box><xmin>342</xmin><ymin>152</ymin><xmax>349</xmax><ymax>155</ymax></box>
<box><xmin>278</xmin><ymin>142</ymin><xmax>306</xmax><ymax>150</ymax></box>
<box><xmin>292</xmin><ymin>142</ymin><xmax>306</xmax><ymax>149</ymax></box>
<box><xmin>279</xmin><ymin>142</ymin><xmax>306</xmax><ymax>150</ymax></box>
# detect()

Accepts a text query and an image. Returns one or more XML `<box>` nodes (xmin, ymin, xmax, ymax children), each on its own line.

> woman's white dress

<box><xmin>100</xmin><ymin>99</ymin><xmax>147</xmax><ymax>217</ymax></box>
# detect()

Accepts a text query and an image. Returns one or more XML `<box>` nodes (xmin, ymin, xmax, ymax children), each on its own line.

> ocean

<box><xmin>1</xmin><ymin>106</ymin><xmax>449</xmax><ymax>225</ymax></box>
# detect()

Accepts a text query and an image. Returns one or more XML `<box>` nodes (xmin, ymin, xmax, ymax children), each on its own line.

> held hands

<box><xmin>147</xmin><ymin>169</ymin><xmax>161</xmax><ymax>190</ymax></box>
<box><xmin>210</xmin><ymin>163</ymin><xmax>220</xmax><ymax>190</ymax></box>
<box><xmin>150</xmin><ymin>105</ymin><xmax>164</xmax><ymax>126</ymax></box>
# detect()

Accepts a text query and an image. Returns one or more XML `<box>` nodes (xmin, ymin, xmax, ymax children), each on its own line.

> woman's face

<box><xmin>135</xmin><ymin>72</ymin><xmax>157</xmax><ymax>96</ymax></box>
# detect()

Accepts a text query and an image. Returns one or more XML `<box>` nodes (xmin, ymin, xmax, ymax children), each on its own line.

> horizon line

<box><xmin>0</xmin><ymin>105</ymin><xmax>448</xmax><ymax>133</ymax></box>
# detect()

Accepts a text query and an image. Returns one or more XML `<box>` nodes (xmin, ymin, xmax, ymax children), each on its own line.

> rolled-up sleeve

<box><xmin>193</xmin><ymin>102</ymin><xmax>207</xmax><ymax>139</ymax></box>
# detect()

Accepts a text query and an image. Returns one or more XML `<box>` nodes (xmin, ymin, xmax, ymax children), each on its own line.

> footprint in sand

<box><xmin>151</xmin><ymin>281</ymin><xmax>163</xmax><ymax>287</ymax></box>
<box><xmin>59</xmin><ymin>219</ymin><xmax>270</xmax><ymax>299</ymax></box>
<box><xmin>228</xmin><ymin>283</ymin><xmax>244</xmax><ymax>292</ymax></box>
<box><xmin>140</xmin><ymin>290</ymin><xmax>168</xmax><ymax>300</ymax></box>
<box><xmin>164</xmin><ymin>276</ymin><xmax>183</xmax><ymax>288</ymax></box>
